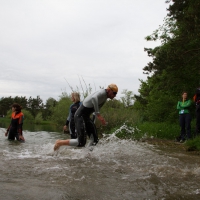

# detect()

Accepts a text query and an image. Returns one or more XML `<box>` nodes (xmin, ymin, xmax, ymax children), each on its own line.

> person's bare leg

<box><xmin>54</xmin><ymin>139</ymin><xmax>70</xmax><ymax>151</ymax></box>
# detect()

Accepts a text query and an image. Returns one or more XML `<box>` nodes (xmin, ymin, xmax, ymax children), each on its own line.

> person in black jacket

<box><xmin>193</xmin><ymin>87</ymin><xmax>200</xmax><ymax>136</ymax></box>
<box><xmin>63</xmin><ymin>92</ymin><xmax>81</xmax><ymax>139</ymax></box>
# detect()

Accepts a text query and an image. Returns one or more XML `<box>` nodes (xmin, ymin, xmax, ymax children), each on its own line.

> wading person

<box><xmin>5</xmin><ymin>103</ymin><xmax>25</xmax><ymax>142</ymax></box>
<box><xmin>63</xmin><ymin>92</ymin><xmax>81</xmax><ymax>139</ymax></box>
<box><xmin>54</xmin><ymin>83</ymin><xmax>118</xmax><ymax>150</ymax></box>
<box><xmin>193</xmin><ymin>87</ymin><xmax>200</xmax><ymax>136</ymax></box>
<box><xmin>176</xmin><ymin>91</ymin><xmax>192</xmax><ymax>142</ymax></box>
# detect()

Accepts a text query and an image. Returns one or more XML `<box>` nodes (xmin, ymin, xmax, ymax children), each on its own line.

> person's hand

<box><xmin>5</xmin><ymin>131</ymin><xmax>8</xmax><ymax>137</ymax></box>
<box><xmin>96</xmin><ymin>114</ymin><xmax>107</xmax><ymax>126</ymax></box>
<box><xmin>63</xmin><ymin>125</ymin><xmax>68</xmax><ymax>131</ymax></box>
<box><xmin>19</xmin><ymin>135</ymin><xmax>25</xmax><ymax>141</ymax></box>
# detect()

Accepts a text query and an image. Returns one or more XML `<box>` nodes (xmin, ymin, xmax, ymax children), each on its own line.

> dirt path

<box><xmin>143</xmin><ymin>138</ymin><xmax>200</xmax><ymax>156</ymax></box>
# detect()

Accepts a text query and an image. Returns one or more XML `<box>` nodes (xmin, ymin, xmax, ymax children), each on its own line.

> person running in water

<box><xmin>54</xmin><ymin>83</ymin><xmax>118</xmax><ymax>150</ymax></box>
<box><xmin>63</xmin><ymin>92</ymin><xmax>81</xmax><ymax>139</ymax></box>
<box><xmin>5</xmin><ymin>103</ymin><xmax>25</xmax><ymax>142</ymax></box>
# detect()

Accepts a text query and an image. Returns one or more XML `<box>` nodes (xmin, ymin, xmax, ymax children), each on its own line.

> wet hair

<box><xmin>72</xmin><ymin>92</ymin><xmax>80</xmax><ymax>102</ymax></box>
<box><xmin>11</xmin><ymin>103</ymin><xmax>22</xmax><ymax>112</ymax></box>
<box><xmin>182</xmin><ymin>91</ymin><xmax>187</xmax><ymax>95</ymax></box>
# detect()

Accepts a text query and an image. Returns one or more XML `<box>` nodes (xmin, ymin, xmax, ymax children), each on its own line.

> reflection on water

<box><xmin>0</xmin><ymin>125</ymin><xmax>200</xmax><ymax>200</ymax></box>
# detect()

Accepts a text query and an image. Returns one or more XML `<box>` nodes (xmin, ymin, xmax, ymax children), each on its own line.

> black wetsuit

<box><xmin>66</xmin><ymin>101</ymin><xmax>81</xmax><ymax>139</ymax></box>
<box><xmin>7</xmin><ymin>112</ymin><xmax>24</xmax><ymax>141</ymax></box>
<box><xmin>74</xmin><ymin>105</ymin><xmax>98</xmax><ymax>147</ymax></box>
<box><xmin>74</xmin><ymin>89</ymin><xmax>107</xmax><ymax>147</ymax></box>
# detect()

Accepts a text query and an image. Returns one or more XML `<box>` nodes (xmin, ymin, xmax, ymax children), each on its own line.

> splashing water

<box><xmin>1</xmin><ymin>126</ymin><xmax>200</xmax><ymax>200</ymax></box>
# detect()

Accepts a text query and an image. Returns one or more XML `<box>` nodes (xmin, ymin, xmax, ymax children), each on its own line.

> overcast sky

<box><xmin>0</xmin><ymin>0</ymin><xmax>169</xmax><ymax>102</ymax></box>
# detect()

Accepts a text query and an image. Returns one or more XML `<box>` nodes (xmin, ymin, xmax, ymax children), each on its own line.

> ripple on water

<box><xmin>1</xmin><ymin>126</ymin><xmax>200</xmax><ymax>199</ymax></box>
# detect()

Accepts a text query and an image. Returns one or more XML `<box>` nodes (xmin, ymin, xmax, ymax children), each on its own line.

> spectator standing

<box><xmin>176</xmin><ymin>92</ymin><xmax>192</xmax><ymax>142</ymax></box>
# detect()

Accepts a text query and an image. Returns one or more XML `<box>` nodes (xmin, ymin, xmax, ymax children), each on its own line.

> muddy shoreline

<box><xmin>142</xmin><ymin>138</ymin><xmax>200</xmax><ymax>156</ymax></box>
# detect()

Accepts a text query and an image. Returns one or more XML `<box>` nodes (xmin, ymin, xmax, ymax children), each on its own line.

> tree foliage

<box><xmin>50</xmin><ymin>94</ymin><xmax>72</xmax><ymax>126</ymax></box>
<box><xmin>134</xmin><ymin>0</ymin><xmax>200</xmax><ymax>122</ymax></box>
<box><xmin>120</xmin><ymin>90</ymin><xmax>134</xmax><ymax>107</ymax></box>
<box><xmin>0</xmin><ymin>95</ymin><xmax>55</xmax><ymax>120</ymax></box>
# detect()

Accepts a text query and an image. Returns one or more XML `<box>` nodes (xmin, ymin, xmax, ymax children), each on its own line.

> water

<box><xmin>1</xmin><ymin>126</ymin><xmax>200</xmax><ymax>200</ymax></box>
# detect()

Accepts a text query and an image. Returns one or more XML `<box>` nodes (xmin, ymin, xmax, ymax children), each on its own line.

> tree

<box><xmin>50</xmin><ymin>95</ymin><xmax>71</xmax><ymax>126</ymax></box>
<box><xmin>27</xmin><ymin>96</ymin><xmax>43</xmax><ymax>119</ymax></box>
<box><xmin>13</xmin><ymin>96</ymin><xmax>28</xmax><ymax>109</ymax></box>
<box><xmin>134</xmin><ymin>0</ymin><xmax>200</xmax><ymax>122</ymax></box>
<box><xmin>0</xmin><ymin>96</ymin><xmax>13</xmax><ymax>116</ymax></box>
<box><xmin>120</xmin><ymin>90</ymin><xmax>134</xmax><ymax>107</ymax></box>
<box><xmin>42</xmin><ymin>97</ymin><xmax>57</xmax><ymax>120</ymax></box>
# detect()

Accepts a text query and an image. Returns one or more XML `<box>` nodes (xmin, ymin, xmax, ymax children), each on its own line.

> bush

<box><xmin>22</xmin><ymin>110</ymin><xmax>34</xmax><ymax>121</ymax></box>
<box><xmin>96</xmin><ymin>100</ymin><xmax>141</xmax><ymax>135</ymax></box>
<box><xmin>134</xmin><ymin>121</ymin><xmax>180</xmax><ymax>140</ymax></box>
<box><xmin>50</xmin><ymin>96</ymin><xmax>71</xmax><ymax>126</ymax></box>
<box><xmin>34</xmin><ymin>112</ymin><xmax>43</xmax><ymax>124</ymax></box>
<box><xmin>186</xmin><ymin>137</ymin><xmax>200</xmax><ymax>151</ymax></box>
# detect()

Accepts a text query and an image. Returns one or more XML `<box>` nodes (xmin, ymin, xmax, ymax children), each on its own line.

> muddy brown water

<box><xmin>1</xmin><ymin>127</ymin><xmax>200</xmax><ymax>200</ymax></box>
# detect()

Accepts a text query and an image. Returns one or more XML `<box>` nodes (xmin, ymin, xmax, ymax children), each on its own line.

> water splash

<box><xmin>1</xmin><ymin>126</ymin><xmax>200</xmax><ymax>199</ymax></box>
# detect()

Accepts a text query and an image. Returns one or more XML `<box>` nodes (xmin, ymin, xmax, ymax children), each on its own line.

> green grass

<box><xmin>0</xmin><ymin>118</ymin><xmax>9</xmax><ymax>122</ymax></box>
<box><xmin>185</xmin><ymin>137</ymin><xmax>200</xmax><ymax>151</ymax></box>
<box><xmin>105</xmin><ymin>120</ymin><xmax>200</xmax><ymax>152</ymax></box>
<box><xmin>107</xmin><ymin>121</ymin><xmax>180</xmax><ymax>140</ymax></box>
<box><xmin>135</xmin><ymin>122</ymin><xmax>180</xmax><ymax>140</ymax></box>
<box><xmin>0</xmin><ymin>118</ymin><xmax>54</xmax><ymax>125</ymax></box>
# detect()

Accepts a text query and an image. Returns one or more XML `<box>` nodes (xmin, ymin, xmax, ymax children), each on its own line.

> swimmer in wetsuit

<box><xmin>54</xmin><ymin>84</ymin><xmax>118</xmax><ymax>150</ymax></box>
<box><xmin>63</xmin><ymin>92</ymin><xmax>81</xmax><ymax>139</ymax></box>
<box><xmin>5</xmin><ymin>103</ymin><xmax>25</xmax><ymax>142</ymax></box>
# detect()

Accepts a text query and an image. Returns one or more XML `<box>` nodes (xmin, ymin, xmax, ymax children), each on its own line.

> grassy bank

<box><xmin>108</xmin><ymin>120</ymin><xmax>200</xmax><ymax>152</ymax></box>
<box><xmin>105</xmin><ymin>121</ymin><xmax>181</xmax><ymax>140</ymax></box>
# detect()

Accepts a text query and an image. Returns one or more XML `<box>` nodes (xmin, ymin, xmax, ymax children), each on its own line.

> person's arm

<box><xmin>63</xmin><ymin>106</ymin><xmax>72</xmax><ymax>130</ymax></box>
<box><xmin>5</xmin><ymin>114</ymin><xmax>12</xmax><ymax>137</ymax></box>
<box><xmin>181</xmin><ymin>100</ymin><xmax>192</xmax><ymax>108</ymax></box>
<box><xmin>91</xmin><ymin>95</ymin><xmax>100</xmax><ymax>115</ymax></box>
<box><xmin>96</xmin><ymin>114</ymin><xmax>106</xmax><ymax>125</ymax></box>
<box><xmin>66</xmin><ymin>106</ymin><xmax>72</xmax><ymax>124</ymax></box>
<box><xmin>5</xmin><ymin>124</ymin><xmax>11</xmax><ymax>137</ymax></box>
<box><xmin>63</xmin><ymin>121</ymin><xmax>69</xmax><ymax>131</ymax></box>
<box><xmin>177</xmin><ymin>101</ymin><xmax>181</xmax><ymax>110</ymax></box>
<box><xmin>17</xmin><ymin>114</ymin><xmax>25</xmax><ymax>141</ymax></box>
<box><xmin>193</xmin><ymin>95</ymin><xmax>197</xmax><ymax>102</ymax></box>
<box><xmin>90</xmin><ymin>90</ymin><xmax>107</xmax><ymax>125</ymax></box>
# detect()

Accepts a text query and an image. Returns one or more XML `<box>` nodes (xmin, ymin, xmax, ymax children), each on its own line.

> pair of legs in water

<box><xmin>54</xmin><ymin>105</ymin><xmax>98</xmax><ymax>150</ymax></box>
